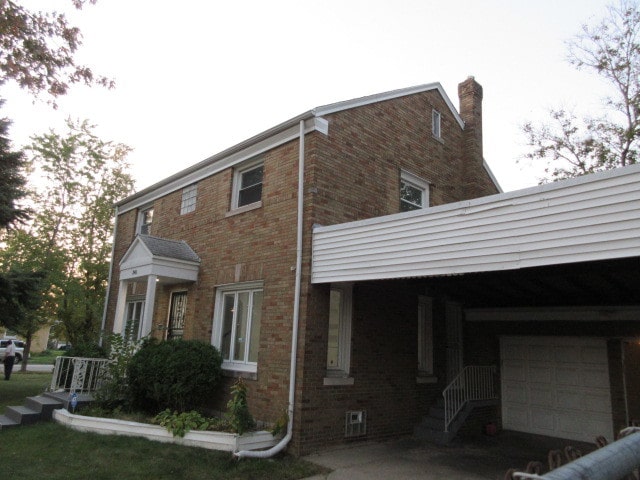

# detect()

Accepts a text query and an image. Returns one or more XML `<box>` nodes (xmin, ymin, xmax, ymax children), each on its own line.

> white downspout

<box><xmin>235</xmin><ymin>119</ymin><xmax>306</xmax><ymax>458</ymax></box>
<box><xmin>99</xmin><ymin>206</ymin><xmax>119</xmax><ymax>346</ymax></box>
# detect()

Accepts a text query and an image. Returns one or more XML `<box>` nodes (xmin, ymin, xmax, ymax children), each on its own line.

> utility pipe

<box><xmin>514</xmin><ymin>428</ymin><xmax>640</xmax><ymax>480</ymax></box>
<box><xmin>99</xmin><ymin>206</ymin><xmax>119</xmax><ymax>346</ymax></box>
<box><xmin>235</xmin><ymin>119</ymin><xmax>306</xmax><ymax>458</ymax></box>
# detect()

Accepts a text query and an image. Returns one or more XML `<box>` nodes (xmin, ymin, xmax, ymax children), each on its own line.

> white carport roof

<box><xmin>311</xmin><ymin>164</ymin><xmax>640</xmax><ymax>284</ymax></box>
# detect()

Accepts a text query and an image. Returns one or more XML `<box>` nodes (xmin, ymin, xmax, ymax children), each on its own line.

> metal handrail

<box><xmin>50</xmin><ymin>356</ymin><xmax>112</xmax><ymax>394</ymax></box>
<box><xmin>443</xmin><ymin>365</ymin><xmax>497</xmax><ymax>432</ymax></box>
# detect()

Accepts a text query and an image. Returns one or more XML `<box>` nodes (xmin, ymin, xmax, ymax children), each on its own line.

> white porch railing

<box><xmin>50</xmin><ymin>356</ymin><xmax>112</xmax><ymax>394</ymax></box>
<box><xmin>443</xmin><ymin>365</ymin><xmax>497</xmax><ymax>432</ymax></box>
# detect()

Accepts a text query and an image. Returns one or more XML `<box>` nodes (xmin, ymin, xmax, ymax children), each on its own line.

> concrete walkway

<box><xmin>302</xmin><ymin>432</ymin><xmax>596</xmax><ymax>480</ymax></box>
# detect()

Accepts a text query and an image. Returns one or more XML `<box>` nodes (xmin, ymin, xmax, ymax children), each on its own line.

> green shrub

<box><xmin>226</xmin><ymin>379</ymin><xmax>255</xmax><ymax>435</ymax></box>
<box><xmin>127</xmin><ymin>339</ymin><xmax>222</xmax><ymax>414</ymax></box>
<box><xmin>94</xmin><ymin>332</ymin><xmax>143</xmax><ymax>411</ymax></box>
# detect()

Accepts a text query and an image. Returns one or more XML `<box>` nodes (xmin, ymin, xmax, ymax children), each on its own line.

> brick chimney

<box><xmin>458</xmin><ymin>76</ymin><xmax>491</xmax><ymax>199</ymax></box>
<box><xmin>458</xmin><ymin>76</ymin><xmax>483</xmax><ymax>165</ymax></box>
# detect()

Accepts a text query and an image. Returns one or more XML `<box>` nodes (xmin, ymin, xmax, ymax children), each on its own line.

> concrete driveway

<box><xmin>303</xmin><ymin>432</ymin><xmax>596</xmax><ymax>480</ymax></box>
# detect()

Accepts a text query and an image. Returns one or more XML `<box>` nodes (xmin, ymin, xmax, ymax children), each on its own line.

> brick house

<box><xmin>103</xmin><ymin>77</ymin><xmax>640</xmax><ymax>455</ymax></box>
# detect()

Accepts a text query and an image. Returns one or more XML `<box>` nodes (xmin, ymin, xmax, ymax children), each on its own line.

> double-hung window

<box><xmin>325</xmin><ymin>283</ymin><xmax>353</xmax><ymax>381</ymax></box>
<box><xmin>212</xmin><ymin>281</ymin><xmax>263</xmax><ymax>373</ymax></box>
<box><xmin>125</xmin><ymin>300</ymin><xmax>144</xmax><ymax>340</ymax></box>
<box><xmin>137</xmin><ymin>206</ymin><xmax>154</xmax><ymax>235</ymax></box>
<box><xmin>417</xmin><ymin>296</ymin><xmax>434</xmax><ymax>375</ymax></box>
<box><xmin>180</xmin><ymin>184</ymin><xmax>198</xmax><ymax>214</ymax></box>
<box><xmin>232</xmin><ymin>161</ymin><xmax>264</xmax><ymax>210</ymax></box>
<box><xmin>400</xmin><ymin>170</ymin><xmax>429</xmax><ymax>212</ymax></box>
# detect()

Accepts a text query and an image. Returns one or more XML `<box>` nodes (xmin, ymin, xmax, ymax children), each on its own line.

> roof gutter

<box><xmin>235</xmin><ymin>119</ymin><xmax>306</xmax><ymax>458</ymax></box>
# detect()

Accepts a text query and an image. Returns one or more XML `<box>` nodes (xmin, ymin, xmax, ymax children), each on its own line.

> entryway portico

<box><xmin>112</xmin><ymin>235</ymin><xmax>200</xmax><ymax>338</ymax></box>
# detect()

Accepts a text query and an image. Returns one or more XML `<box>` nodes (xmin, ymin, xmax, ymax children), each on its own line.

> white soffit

<box><xmin>311</xmin><ymin>164</ymin><xmax>640</xmax><ymax>284</ymax></box>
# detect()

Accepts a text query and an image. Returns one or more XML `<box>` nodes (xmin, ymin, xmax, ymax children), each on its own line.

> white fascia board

<box><xmin>118</xmin><ymin>115</ymin><xmax>323</xmax><ymax>214</ymax></box>
<box><xmin>313</xmin><ymin>82</ymin><xmax>465</xmax><ymax>129</ymax></box>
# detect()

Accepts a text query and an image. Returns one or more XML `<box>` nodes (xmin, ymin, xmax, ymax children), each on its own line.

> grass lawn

<box><xmin>0</xmin><ymin>372</ymin><xmax>327</xmax><ymax>479</ymax></box>
<box><xmin>27</xmin><ymin>349</ymin><xmax>65</xmax><ymax>365</ymax></box>
<box><xmin>0</xmin><ymin>371</ymin><xmax>52</xmax><ymax>410</ymax></box>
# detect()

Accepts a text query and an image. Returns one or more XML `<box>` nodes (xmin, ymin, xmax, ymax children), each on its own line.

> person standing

<box><xmin>3</xmin><ymin>339</ymin><xmax>16</xmax><ymax>380</ymax></box>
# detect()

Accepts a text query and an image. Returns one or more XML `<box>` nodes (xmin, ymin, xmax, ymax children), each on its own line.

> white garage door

<box><xmin>501</xmin><ymin>336</ymin><xmax>614</xmax><ymax>443</ymax></box>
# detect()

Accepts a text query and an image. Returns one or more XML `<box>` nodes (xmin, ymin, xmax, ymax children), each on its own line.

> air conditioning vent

<box><xmin>345</xmin><ymin>410</ymin><xmax>366</xmax><ymax>438</ymax></box>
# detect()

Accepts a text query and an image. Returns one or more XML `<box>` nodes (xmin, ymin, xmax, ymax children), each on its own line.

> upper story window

<box><xmin>137</xmin><ymin>206</ymin><xmax>154</xmax><ymax>235</ymax></box>
<box><xmin>232</xmin><ymin>161</ymin><xmax>263</xmax><ymax>210</ymax></box>
<box><xmin>432</xmin><ymin>109</ymin><xmax>441</xmax><ymax>139</ymax></box>
<box><xmin>211</xmin><ymin>281</ymin><xmax>263</xmax><ymax>373</ymax></box>
<box><xmin>180</xmin><ymin>184</ymin><xmax>198</xmax><ymax>215</ymax></box>
<box><xmin>400</xmin><ymin>170</ymin><xmax>429</xmax><ymax>212</ymax></box>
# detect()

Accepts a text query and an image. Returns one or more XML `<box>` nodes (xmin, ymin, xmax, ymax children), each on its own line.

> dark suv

<box><xmin>0</xmin><ymin>339</ymin><xmax>25</xmax><ymax>363</ymax></box>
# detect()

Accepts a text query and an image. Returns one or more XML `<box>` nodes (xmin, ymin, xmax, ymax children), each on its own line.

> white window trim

<box><xmin>231</xmin><ymin>159</ymin><xmax>264</xmax><ymax>211</ymax></box>
<box><xmin>324</xmin><ymin>282</ymin><xmax>353</xmax><ymax>384</ymax></box>
<box><xmin>400</xmin><ymin>170</ymin><xmax>429</xmax><ymax>211</ymax></box>
<box><xmin>211</xmin><ymin>280</ymin><xmax>263</xmax><ymax>373</ymax></box>
<box><xmin>432</xmin><ymin>109</ymin><xmax>442</xmax><ymax>139</ymax></box>
<box><xmin>417</xmin><ymin>296</ymin><xmax>435</xmax><ymax>380</ymax></box>
<box><xmin>180</xmin><ymin>184</ymin><xmax>198</xmax><ymax>215</ymax></box>
<box><xmin>137</xmin><ymin>205</ymin><xmax>154</xmax><ymax>235</ymax></box>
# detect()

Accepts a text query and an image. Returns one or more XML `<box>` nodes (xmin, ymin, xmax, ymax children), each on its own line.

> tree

<box><xmin>522</xmin><ymin>0</ymin><xmax>640</xmax><ymax>182</ymax></box>
<box><xmin>0</xmin><ymin>100</ymin><xmax>27</xmax><ymax>227</ymax></box>
<box><xmin>0</xmin><ymin>0</ymin><xmax>112</xmax><ymax>103</ymax></box>
<box><xmin>1</xmin><ymin>118</ymin><xmax>135</xmax><ymax>349</ymax></box>
<box><xmin>0</xmin><ymin>267</ymin><xmax>47</xmax><ymax>368</ymax></box>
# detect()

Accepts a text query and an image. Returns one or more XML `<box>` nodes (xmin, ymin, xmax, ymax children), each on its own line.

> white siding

<box><xmin>311</xmin><ymin>164</ymin><xmax>640</xmax><ymax>284</ymax></box>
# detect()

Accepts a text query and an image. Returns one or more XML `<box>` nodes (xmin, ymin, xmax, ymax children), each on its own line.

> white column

<box><xmin>141</xmin><ymin>274</ymin><xmax>158</xmax><ymax>338</ymax></box>
<box><xmin>112</xmin><ymin>280</ymin><xmax>129</xmax><ymax>334</ymax></box>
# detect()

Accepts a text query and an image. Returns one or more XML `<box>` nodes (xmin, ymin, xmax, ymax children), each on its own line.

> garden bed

<box><xmin>53</xmin><ymin>408</ymin><xmax>279</xmax><ymax>453</ymax></box>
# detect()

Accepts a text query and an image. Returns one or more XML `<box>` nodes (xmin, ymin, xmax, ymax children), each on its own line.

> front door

<box><xmin>446</xmin><ymin>302</ymin><xmax>464</xmax><ymax>383</ymax></box>
<box><xmin>167</xmin><ymin>291</ymin><xmax>187</xmax><ymax>339</ymax></box>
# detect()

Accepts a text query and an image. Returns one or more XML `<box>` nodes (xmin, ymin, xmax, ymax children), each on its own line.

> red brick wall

<box><xmin>104</xmin><ymin>82</ymin><xmax>500</xmax><ymax>454</ymax></box>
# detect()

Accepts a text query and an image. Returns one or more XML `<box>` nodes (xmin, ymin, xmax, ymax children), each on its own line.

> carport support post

<box><xmin>141</xmin><ymin>275</ymin><xmax>158</xmax><ymax>338</ymax></box>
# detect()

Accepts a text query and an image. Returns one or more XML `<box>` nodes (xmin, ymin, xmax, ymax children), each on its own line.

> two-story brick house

<box><xmin>103</xmin><ymin>76</ymin><xmax>500</xmax><ymax>454</ymax></box>
<box><xmin>103</xmin><ymin>76</ymin><xmax>640</xmax><ymax>456</ymax></box>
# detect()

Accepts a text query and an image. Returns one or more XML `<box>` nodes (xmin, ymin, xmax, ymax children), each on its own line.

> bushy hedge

<box><xmin>127</xmin><ymin>339</ymin><xmax>222</xmax><ymax>414</ymax></box>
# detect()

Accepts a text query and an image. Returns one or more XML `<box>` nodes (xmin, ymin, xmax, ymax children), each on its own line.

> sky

<box><xmin>3</xmin><ymin>0</ymin><xmax>615</xmax><ymax>194</ymax></box>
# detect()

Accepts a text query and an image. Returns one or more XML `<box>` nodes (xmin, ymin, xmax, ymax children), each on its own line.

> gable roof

<box><xmin>117</xmin><ymin>82</ymin><xmax>467</xmax><ymax>214</ymax></box>
<box><xmin>119</xmin><ymin>235</ymin><xmax>200</xmax><ymax>283</ymax></box>
<box><xmin>136</xmin><ymin>235</ymin><xmax>201</xmax><ymax>263</ymax></box>
<box><xmin>311</xmin><ymin>164</ymin><xmax>640</xmax><ymax>284</ymax></box>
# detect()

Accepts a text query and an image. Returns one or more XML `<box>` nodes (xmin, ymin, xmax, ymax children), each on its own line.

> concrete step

<box><xmin>25</xmin><ymin>395</ymin><xmax>64</xmax><ymax>420</ymax></box>
<box><xmin>5</xmin><ymin>405</ymin><xmax>40</xmax><ymax>425</ymax></box>
<box><xmin>0</xmin><ymin>414</ymin><xmax>20</xmax><ymax>430</ymax></box>
<box><xmin>44</xmin><ymin>391</ymin><xmax>94</xmax><ymax>410</ymax></box>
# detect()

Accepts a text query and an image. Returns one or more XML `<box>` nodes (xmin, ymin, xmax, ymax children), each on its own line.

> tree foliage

<box><xmin>0</xmin><ymin>0</ymin><xmax>112</xmax><ymax>103</ymax></box>
<box><xmin>0</xmin><ymin>101</ymin><xmax>27</xmax><ymax>227</ymax></box>
<box><xmin>522</xmin><ymin>0</ymin><xmax>640</xmax><ymax>181</ymax></box>
<box><xmin>0</xmin><ymin>119</ymin><xmax>134</xmax><ymax>346</ymax></box>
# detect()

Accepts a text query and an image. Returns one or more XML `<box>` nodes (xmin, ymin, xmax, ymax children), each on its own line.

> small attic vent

<box><xmin>345</xmin><ymin>410</ymin><xmax>367</xmax><ymax>438</ymax></box>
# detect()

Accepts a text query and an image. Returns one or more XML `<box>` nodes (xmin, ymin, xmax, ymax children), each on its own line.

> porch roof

<box><xmin>119</xmin><ymin>235</ymin><xmax>200</xmax><ymax>283</ymax></box>
<box><xmin>311</xmin><ymin>164</ymin><xmax>640</xmax><ymax>284</ymax></box>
